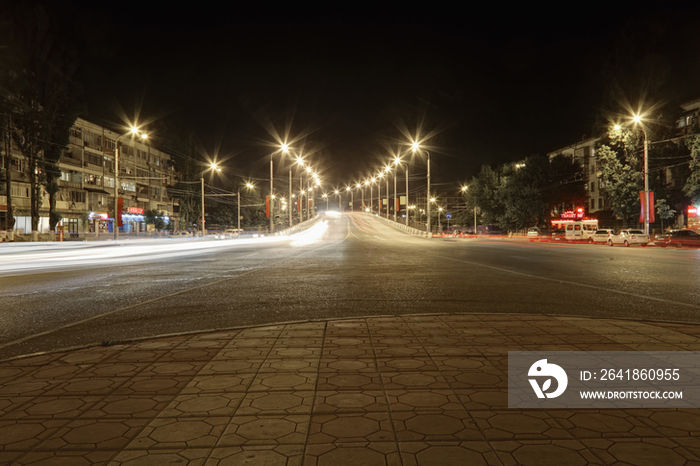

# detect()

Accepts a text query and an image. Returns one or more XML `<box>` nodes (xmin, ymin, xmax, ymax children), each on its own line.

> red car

<box><xmin>657</xmin><ymin>229</ymin><xmax>700</xmax><ymax>248</ymax></box>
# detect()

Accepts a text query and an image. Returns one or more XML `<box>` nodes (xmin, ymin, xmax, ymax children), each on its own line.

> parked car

<box><xmin>654</xmin><ymin>230</ymin><xmax>680</xmax><ymax>247</ymax></box>
<box><xmin>551</xmin><ymin>229</ymin><xmax>566</xmax><ymax>242</ymax></box>
<box><xmin>657</xmin><ymin>229</ymin><xmax>700</xmax><ymax>248</ymax></box>
<box><xmin>171</xmin><ymin>231</ymin><xmax>193</xmax><ymax>237</ymax></box>
<box><xmin>527</xmin><ymin>227</ymin><xmax>552</xmax><ymax>242</ymax></box>
<box><xmin>617</xmin><ymin>229</ymin><xmax>649</xmax><ymax>247</ymax></box>
<box><xmin>589</xmin><ymin>229</ymin><xmax>616</xmax><ymax>244</ymax></box>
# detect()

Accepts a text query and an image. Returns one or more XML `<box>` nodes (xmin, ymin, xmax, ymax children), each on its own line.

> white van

<box><xmin>224</xmin><ymin>228</ymin><xmax>243</xmax><ymax>238</ymax></box>
<box><xmin>564</xmin><ymin>221</ymin><xmax>597</xmax><ymax>241</ymax></box>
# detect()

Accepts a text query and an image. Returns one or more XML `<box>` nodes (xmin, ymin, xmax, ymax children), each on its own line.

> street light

<box><xmin>363</xmin><ymin>180</ymin><xmax>369</xmax><ymax>212</ymax></box>
<box><xmin>201</xmin><ymin>162</ymin><xmax>221</xmax><ymax>237</ymax></box>
<box><xmin>632</xmin><ymin>114</ymin><xmax>651</xmax><ymax>237</ymax></box>
<box><xmin>238</xmin><ymin>182</ymin><xmax>254</xmax><ymax>232</ymax></box>
<box><xmin>412</xmin><ymin>141</ymin><xmax>431</xmax><ymax>235</ymax></box>
<box><xmin>113</xmin><ymin>126</ymin><xmax>147</xmax><ymax>241</ymax></box>
<box><xmin>394</xmin><ymin>156</ymin><xmax>409</xmax><ymax>226</ymax></box>
<box><xmin>334</xmin><ymin>189</ymin><xmax>341</xmax><ymax>211</ymax></box>
<box><xmin>322</xmin><ymin>193</ymin><xmax>328</xmax><ymax>211</ymax></box>
<box><xmin>346</xmin><ymin>186</ymin><xmax>352</xmax><ymax>212</ymax></box>
<box><xmin>269</xmin><ymin>144</ymin><xmax>289</xmax><ymax>234</ymax></box>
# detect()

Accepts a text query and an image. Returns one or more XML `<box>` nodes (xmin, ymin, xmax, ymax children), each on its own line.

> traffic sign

<box><xmin>445</xmin><ymin>212</ymin><xmax>452</xmax><ymax>219</ymax></box>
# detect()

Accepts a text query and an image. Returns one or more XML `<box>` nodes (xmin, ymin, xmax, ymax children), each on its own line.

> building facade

<box><xmin>547</xmin><ymin>136</ymin><xmax>608</xmax><ymax>217</ymax></box>
<box><xmin>1</xmin><ymin>117</ymin><xmax>178</xmax><ymax>237</ymax></box>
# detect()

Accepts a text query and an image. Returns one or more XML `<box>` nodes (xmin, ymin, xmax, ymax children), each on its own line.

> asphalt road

<box><xmin>1</xmin><ymin>214</ymin><xmax>699</xmax><ymax>360</ymax></box>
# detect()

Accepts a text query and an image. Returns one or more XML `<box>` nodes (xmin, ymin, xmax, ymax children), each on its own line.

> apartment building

<box><xmin>547</xmin><ymin>136</ymin><xmax>607</xmax><ymax>217</ymax></box>
<box><xmin>1</xmin><ymin>117</ymin><xmax>178</xmax><ymax>236</ymax></box>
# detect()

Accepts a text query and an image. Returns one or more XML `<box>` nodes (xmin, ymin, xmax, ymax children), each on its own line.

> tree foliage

<box><xmin>596</xmin><ymin>128</ymin><xmax>644</xmax><ymax>224</ymax></box>
<box><xmin>2</xmin><ymin>2</ymin><xmax>81</xmax><ymax>235</ymax></box>
<box><xmin>684</xmin><ymin>135</ymin><xmax>700</xmax><ymax>205</ymax></box>
<box><xmin>459</xmin><ymin>154</ymin><xmax>585</xmax><ymax>232</ymax></box>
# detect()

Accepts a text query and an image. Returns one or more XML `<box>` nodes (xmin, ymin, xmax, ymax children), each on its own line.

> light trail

<box><xmin>0</xmin><ymin>225</ymin><xmax>328</xmax><ymax>276</ymax></box>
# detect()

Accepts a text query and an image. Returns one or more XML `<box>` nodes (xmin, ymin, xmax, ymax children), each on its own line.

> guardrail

<box><xmin>370</xmin><ymin>214</ymin><xmax>430</xmax><ymax>238</ymax></box>
<box><xmin>273</xmin><ymin>215</ymin><xmax>322</xmax><ymax>237</ymax></box>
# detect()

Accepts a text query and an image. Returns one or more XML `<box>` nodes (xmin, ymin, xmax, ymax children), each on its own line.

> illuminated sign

<box><xmin>560</xmin><ymin>210</ymin><xmax>585</xmax><ymax>220</ymax></box>
<box><xmin>127</xmin><ymin>207</ymin><xmax>144</xmax><ymax>214</ymax></box>
<box><xmin>688</xmin><ymin>207</ymin><xmax>698</xmax><ymax>216</ymax></box>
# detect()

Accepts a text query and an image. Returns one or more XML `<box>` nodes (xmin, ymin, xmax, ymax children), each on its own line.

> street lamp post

<box><xmin>270</xmin><ymin>154</ymin><xmax>274</xmax><ymax>234</ymax></box>
<box><xmin>632</xmin><ymin>116</ymin><xmax>651</xmax><ymax>237</ymax></box>
<box><xmin>362</xmin><ymin>181</ymin><xmax>366</xmax><ymax>212</ymax></box>
<box><xmin>323</xmin><ymin>193</ymin><xmax>328</xmax><ymax>211</ymax></box>
<box><xmin>238</xmin><ymin>183</ymin><xmax>254</xmax><ymax>233</ymax></box>
<box><xmin>385</xmin><ymin>168</ymin><xmax>390</xmax><ymax>218</ymax></box>
<box><xmin>113</xmin><ymin>127</ymin><xmax>147</xmax><ymax>241</ymax></box>
<box><xmin>335</xmin><ymin>189</ymin><xmax>341</xmax><ymax>211</ymax></box>
<box><xmin>412</xmin><ymin>142</ymin><xmax>430</xmax><ymax>235</ymax></box>
<box><xmin>201</xmin><ymin>163</ymin><xmax>221</xmax><ymax>237</ymax></box>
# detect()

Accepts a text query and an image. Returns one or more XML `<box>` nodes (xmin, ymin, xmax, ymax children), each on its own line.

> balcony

<box><xmin>58</xmin><ymin>180</ymin><xmax>82</xmax><ymax>189</ymax></box>
<box><xmin>60</xmin><ymin>156</ymin><xmax>82</xmax><ymax>168</ymax></box>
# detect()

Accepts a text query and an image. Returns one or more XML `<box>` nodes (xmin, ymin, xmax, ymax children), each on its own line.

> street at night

<box><xmin>4</xmin><ymin>3</ymin><xmax>700</xmax><ymax>465</ymax></box>
<box><xmin>2</xmin><ymin>214</ymin><xmax>698</xmax><ymax>360</ymax></box>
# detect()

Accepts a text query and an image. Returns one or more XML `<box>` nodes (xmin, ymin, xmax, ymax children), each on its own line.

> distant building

<box><xmin>678</xmin><ymin>97</ymin><xmax>700</xmax><ymax>135</ymax></box>
<box><xmin>1</xmin><ymin>117</ymin><xmax>179</xmax><ymax>237</ymax></box>
<box><xmin>547</xmin><ymin>136</ymin><xmax>608</xmax><ymax>218</ymax></box>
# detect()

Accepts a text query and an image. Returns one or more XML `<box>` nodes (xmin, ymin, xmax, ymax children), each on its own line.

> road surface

<box><xmin>1</xmin><ymin>213</ymin><xmax>699</xmax><ymax>360</ymax></box>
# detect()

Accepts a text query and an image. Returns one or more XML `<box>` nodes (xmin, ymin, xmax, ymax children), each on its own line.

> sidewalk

<box><xmin>1</xmin><ymin>314</ymin><xmax>699</xmax><ymax>465</ymax></box>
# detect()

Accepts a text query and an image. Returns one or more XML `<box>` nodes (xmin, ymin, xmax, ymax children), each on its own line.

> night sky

<box><xmin>53</xmin><ymin>3</ymin><xmax>700</xmax><ymax>189</ymax></box>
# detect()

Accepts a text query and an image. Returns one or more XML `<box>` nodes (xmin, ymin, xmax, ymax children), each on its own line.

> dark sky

<box><xmin>58</xmin><ymin>3</ymin><xmax>700</xmax><ymax>190</ymax></box>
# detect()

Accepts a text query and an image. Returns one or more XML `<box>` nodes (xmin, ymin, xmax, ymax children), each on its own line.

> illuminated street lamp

<box><xmin>633</xmin><ymin>114</ymin><xmax>651</xmax><ymax>237</ymax></box>
<box><xmin>334</xmin><ymin>189</ymin><xmax>341</xmax><ymax>211</ymax></box>
<box><xmin>412</xmin><ymin>142</ymin><xmax>431</xmax><ymax>235</ymax></box>
<box><xmin>394</xmin><ymin>156</ymin><xmax>408</xmax><ymax>225</ymax></box>
<box><xmin>346</xmin><ymin>186</ymin><xmax>352</xmax><ymax>212</ymax></box>
<box><xmin>384</xmin><ymin>166</ymin><xmax>391</xmax><ymax>218</ymax></box>
<box><xmin>238</xmin><ymin>182</ymin><xmax>254</xmax><ymax>232</ymax></box>
<box><xmin>322</xmin><ymin>193</ymin><xmax>328</xmax><ymax>211</ymax></box>
<box><xmin>114</xmin><ymin>126</ymin><xmax>147</xmax><ymax>241</ymax></box>
<box><xmin>201</xmin><ymin>162</ymin><xmax>221</xmax><ymax>237</ymax></box>
<box><xmin>363</xmin><ymin>180</ymin><xmax>369</xmax><ymax>212</ymax></box>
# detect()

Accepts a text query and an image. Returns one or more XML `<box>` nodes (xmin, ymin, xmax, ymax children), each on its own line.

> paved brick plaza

<box><xmin>1</xmin><ymin>314</ymin><xmax>699</xmax><ymax>465</ymax></box>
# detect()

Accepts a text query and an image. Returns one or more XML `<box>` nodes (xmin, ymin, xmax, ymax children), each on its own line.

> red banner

<box><xmin>640</xmin><ymin>191</ymin><xmax>655</xmax><ymax>223</ymax></box>
<box><xmin>297</xmin><ymin>198</ymin><xmax>301</xmax><ymax>213</ymax></box>
<box><xmin>266</xmin><ymin>196</ymin><xmax>270</xmax><ymax>218</ymax></box>
<box><xmin>396</xmin><ymin>198</ymin><xmax>399</xmax><ymax>212</ymax></box>
<box><xmin>117</xmin><ymin>197</ymin><xmax>123</xmax><ymax>227</ymax></box>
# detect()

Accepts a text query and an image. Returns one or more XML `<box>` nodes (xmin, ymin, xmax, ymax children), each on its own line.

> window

<box><xmin>590</xmin><ymin>199</ymin><xmax>595</xmax><ymax>209</ymax></box>
<box><xmin>67</xmin><ymin>218</ymin><xmax>79</xmax><ymax>234</ymax></box>
<box><xmin>11</xmin><ymin>185</ymin><xmax>30</xmax><ymax>197</ymax></box>
<box><xmin>155</xmin><ymin>157</ymin><xmax>160</xmax><ymax>166</ymax></box>
<box><xmin>121</xmin><ymin>181</ymin><xmax>136</xmax><ymax>192</ymax></box>
<box><xmin>70</xmin><ymin>127</ymin><xmax>82</xmax><ymax>139</ymax></box>
<box><xmin>105</xmin><ymin>138</ymin><xmax>115</xmax><ymax>151</ymax></box>
<box><xmin>104</xmin><ymin>177</ymin><xmax>115</xmax><ymax>188</ymax></box>
<box><xmin>84</xmin><ymin>131</ymin><xmax>102</xmax><ymax>149</ymax></box>
<box><xmin>84</xmin><ymin>174</ymin><xmax>102</xmax><ymax>186</ymax></box>
<box><xmin>598</xmin><ymin>198</ymin><xmax>603</xmax><ymax>209</ymax></box>
<box><xmin>12</xmin><ymin>158</ymin><xmax>25</xmax><ymax>172</ymax></box>
<box><xmin>69</xmin><ymin>190</ymin><xmax>86</xmax><ymax>204</ymax></box>
<box><xmin>86</xmin><ymin>153</ymin><xmax>103</xmax><ymax>166</ymax></box>
<box><xmin>590</xmin><ymin>182</ymin><xmax>595</xmax><ymax>192</ymax></box>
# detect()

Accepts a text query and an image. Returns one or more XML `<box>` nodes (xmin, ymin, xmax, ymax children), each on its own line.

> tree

<box><xmin>144</xmin><ymin>209</ymin><xmax>167</xmax><ymax>231</ymax></box>
<box><xmin>684</xmin><ymin>135</ymin><xmax>700</xmax><ymax>205</ymax></box>
<box><xmin>596</xmin><ymin>128</ymin><xmax>644</xmax><ymax>225</ymax></box>
<box><xmin>655</xmin><ymin>198</ymin><xmax>676</xmax><ymax>232</ymax></box>
<box><xmin>3</xmin><ymin>3</ymin><xmax>81</xmax><ymax>237</ymax></box>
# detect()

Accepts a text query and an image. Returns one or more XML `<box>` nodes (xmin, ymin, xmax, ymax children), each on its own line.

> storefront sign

<box><xmin>127</xmin><ymin>207</ymin><xmax>144</xmax><ymax>214</ymax></box>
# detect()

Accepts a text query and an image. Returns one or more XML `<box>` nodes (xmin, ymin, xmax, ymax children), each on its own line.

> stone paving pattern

<box><xmin>0</xmin><ymin>314</ymin><xmax>699</xmax><ymax>465</ymax></box>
